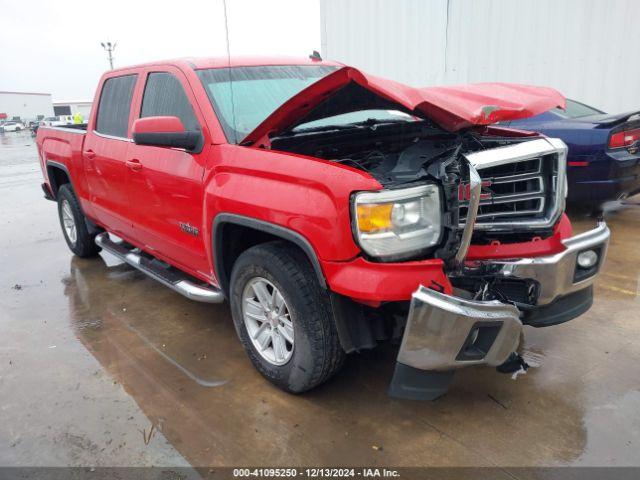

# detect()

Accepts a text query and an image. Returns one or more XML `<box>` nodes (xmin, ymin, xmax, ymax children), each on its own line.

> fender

<box><xmin>212</xmin><ymin>213</ymin><xmax>327</xmax><ymax>295</ymax></box>
<box><xmin>45</xmin><ymin>160</ymin><xmax>72</xmax><ymax>199</ymax></box>
<box><xmin>46</xmin><ymin>160</ymin><xmax>101</xmax><ymax>235</ymax></box>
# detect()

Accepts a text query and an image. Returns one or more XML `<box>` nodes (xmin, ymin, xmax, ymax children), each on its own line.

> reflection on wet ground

<box><xmin>1</xmin><ymin>131</ymin><xmax>639</xmax><ymax>469</ymax></box>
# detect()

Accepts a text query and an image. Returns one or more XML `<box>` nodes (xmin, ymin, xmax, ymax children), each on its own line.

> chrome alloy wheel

<box><xmin>61</xmin><ymin>199</ymin><xmax>77</xmax><ymax>246</ymax></box>
<box><xmin>242</xmin><ymin>277</ymin><xmax>294</xmax><ymax>366</ymax></box>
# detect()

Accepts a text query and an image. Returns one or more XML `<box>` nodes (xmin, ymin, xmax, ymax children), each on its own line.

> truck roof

<box><xmin>109</xmin><ymin>56</ymin><xmax>342</xmax><ymax>73</ymax></box>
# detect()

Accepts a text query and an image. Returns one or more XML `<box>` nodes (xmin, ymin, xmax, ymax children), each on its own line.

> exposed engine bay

<box><xmin>272</xmin><ymin>120</ymin><xmax>565</xmax><ymax>354</ymax></box>
<box><xmin>271</xmin><ymin>119</ymin><xmax>528</xmax><ymax>188</ymax></box>
<box><xmin>271</xmin><ymin>119</ymin><xmax>539</xmax><ymax>258</ymax></box>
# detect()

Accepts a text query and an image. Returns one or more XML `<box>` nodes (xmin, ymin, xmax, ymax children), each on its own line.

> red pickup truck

<box><xmin>37</xmin><ymin>57</ymin><xmax>610</xmax><ymax>400</ymax></box>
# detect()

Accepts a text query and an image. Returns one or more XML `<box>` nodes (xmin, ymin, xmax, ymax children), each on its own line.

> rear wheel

<box><xmin>57</xmin><ymin>184</ymin><xmax>101</xmax><ymax>258</ymax></box>
<box><xmin>229</xmin><ymin>241</ymin><xmax>345</xmax><ymax>393</ymax></box>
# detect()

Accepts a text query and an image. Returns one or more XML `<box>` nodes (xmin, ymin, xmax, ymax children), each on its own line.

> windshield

<box><xmin>197</xmin><ymin>65</ymin><xmax>337</xmax><ymax>143</ymax></box>
<box><xmin>553</xmin><ymin>99</ymin><xmax>605</xmax><ymax>119</ymax></box>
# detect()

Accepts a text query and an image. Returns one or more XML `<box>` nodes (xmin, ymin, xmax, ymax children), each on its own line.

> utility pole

<box><xmin>100</xmin><ymin>42</ymin><xmax>116</xmax><ymax>69</ymax></box>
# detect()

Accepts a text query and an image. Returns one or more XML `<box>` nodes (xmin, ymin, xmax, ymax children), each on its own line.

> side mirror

<box><xmin>132</xmin><ymin>116</ymin><xmax>202</xmax><ymax>152</ymax></box>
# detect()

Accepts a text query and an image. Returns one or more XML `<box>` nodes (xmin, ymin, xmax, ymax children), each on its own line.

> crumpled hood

<box><xmin>416</xmin><ymin>82</ymin><xmax>566</xmax><ymax>131</ymax></box>
<box><xmin>243</xmin><ymin>66</ymin><xmax>565</xmax><ymax>146</ymax></box>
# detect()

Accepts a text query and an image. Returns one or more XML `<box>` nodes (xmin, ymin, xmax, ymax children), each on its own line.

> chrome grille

<box><xmin>460</xmin><ymin>138</ymin><xmax>567</xmax><ymax>232</ymax></box>
<box><xmin>460</xmin><ymin>155</ymin><xmax>554</xmax><ymax>222</ymax></box>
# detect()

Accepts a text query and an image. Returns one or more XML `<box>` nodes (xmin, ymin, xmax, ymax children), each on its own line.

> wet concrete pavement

<box><xmin>1</xmin><ymin>130</ymin><xmax>639</xmax><ymax>470</ymax></box>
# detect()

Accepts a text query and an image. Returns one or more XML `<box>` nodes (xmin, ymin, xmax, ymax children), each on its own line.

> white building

<box><xmin>53</xmin><ymin>101</ymin><xmax>93</xmax><ymax>120</ymax></box>
<box><xmin>0</xmin><ymin>91</ymin><xmax>54</xmax><ymax>122</ymax></box>
<box><xmin>320</xmin><ymin>0</ymin><xmax>640</xmax><ymax>113</ymax></box>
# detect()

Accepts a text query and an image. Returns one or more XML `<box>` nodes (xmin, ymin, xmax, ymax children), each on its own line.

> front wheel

<box><xmin>57</xmin><ymin>184</ymin><xmax>101</xmax><ymax>258</ymax></box>
<box><xmin>229</xmin><ymin>241</ymin><xmax>345</xmax><ymax>394</ymax></box>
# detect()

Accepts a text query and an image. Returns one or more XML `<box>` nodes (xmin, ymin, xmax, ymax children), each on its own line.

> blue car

<box><xmin>503</xmin><ymin>99</ymin><xmax>640</xmax><ymax>209</ymax></box>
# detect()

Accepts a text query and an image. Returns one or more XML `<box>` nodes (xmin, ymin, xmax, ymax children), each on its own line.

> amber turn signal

<box><xmin>356</xmin><ymin>203</ymin><xmax>393</xmax><ymax>233</ymax></box>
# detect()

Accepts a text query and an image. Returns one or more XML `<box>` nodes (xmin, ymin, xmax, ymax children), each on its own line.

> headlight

<box><xmin>352</xmin><ymin>184</ymin><xmax>441</xmax><ymax>259</ymax></box>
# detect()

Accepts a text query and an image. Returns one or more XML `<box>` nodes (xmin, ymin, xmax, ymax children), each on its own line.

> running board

<box><xmin>95</xmin><ymin>232</ymin><xmax>225</xmax><ymax>303</ymax></box>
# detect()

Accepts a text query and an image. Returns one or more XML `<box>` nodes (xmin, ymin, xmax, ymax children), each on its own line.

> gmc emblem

<box><xmin>179</xmin><ymin>222</ymin><xmax>200</xmax><ymax>237</ymax></box>
<box><xmin>458</xmin><ymin>180</ymin><xmax>493</xmax><ymax>202</ymax></box>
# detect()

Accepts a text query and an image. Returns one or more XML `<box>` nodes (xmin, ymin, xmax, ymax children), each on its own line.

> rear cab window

<box><xmin>95</xmin><ymin>74</ymin><xmax>138</xmax><ymax>138</ymax></box>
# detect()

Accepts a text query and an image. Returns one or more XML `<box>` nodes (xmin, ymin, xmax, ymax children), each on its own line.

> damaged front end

<box><xmin>239</xmin><ymin>64</ymin><xmax>608</xmax><ymax>400</ymax></box>
<box><xmin>389</xmin><ymin>139</ymin><xmax>610</xmax><ymax>401</ymax></box>
<box><xmin>390</xmin><ymin>220</ymin><xmax>609</xmax><ymax>401</ymax></box>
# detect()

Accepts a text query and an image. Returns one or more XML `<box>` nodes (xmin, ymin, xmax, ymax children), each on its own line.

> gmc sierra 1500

<box><xmin>37</xmin><ymin>57</ymin><xmax>610</xmax><ymax>400</ymax></box>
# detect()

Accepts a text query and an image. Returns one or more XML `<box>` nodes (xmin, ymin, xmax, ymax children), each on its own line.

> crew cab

<box><xmin>37</xmin><ymin>57</ymin><xmax>610</xmax><ymax>400</ymax></box>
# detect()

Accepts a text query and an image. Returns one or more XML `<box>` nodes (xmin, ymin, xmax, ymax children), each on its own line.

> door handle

<box><xmin>83</xmin><ymin>149</ymin><xmax>95</xmax><ymax>159</ymax></box>
<box><xmin>126</xmin><ymin>159</ymin><xmax>143</xmax><ymax>172</ymax></box>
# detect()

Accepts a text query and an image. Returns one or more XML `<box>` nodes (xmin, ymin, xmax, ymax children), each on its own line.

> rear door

<box><xmin>126</xmin><ymin>67</ymin><xmax>210</xmax><ymax>276</ymax></box>
<box><xmin>83</xmin><ymin>73</ymin><xmax>138</xmax><ymax>237</ymax></box>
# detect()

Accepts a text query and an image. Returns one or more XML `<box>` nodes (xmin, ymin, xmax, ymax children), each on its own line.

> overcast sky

<box><xmin>0</xmin><ymin>0</ymin><xmax>321</xmax><ymax>101</ymax></box>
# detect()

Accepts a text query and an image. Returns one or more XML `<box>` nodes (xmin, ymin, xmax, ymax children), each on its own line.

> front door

<box><xmin>125</xmin><ymin>68</ymin><xmax>209</xmax><ymax>277</ymax></box>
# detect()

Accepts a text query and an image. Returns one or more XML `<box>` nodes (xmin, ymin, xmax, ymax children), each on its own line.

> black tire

<box><xmin>57</xmin><ymin>184</ymin><xmax>101</xmax><ymax>258</ymax></box>
<box><xmin>229</xmin><ymin>241</ymin><xmax>345</xmax><ymax>393</ymax></box>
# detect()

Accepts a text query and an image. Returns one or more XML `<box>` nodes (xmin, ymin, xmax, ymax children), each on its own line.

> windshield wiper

<box><xmin>278</xmin><ymin>124</ymin><xmax>359</xmax><ymax>137</ymax></box>
<box><xmin>350</xmin><ymin>118</ymin><xmax>412</xmax><ymax>127</ymax></box>
<box><xmin>286</xmin><ymin>118</ymin><xmax>415</xmax><ymax>136</ymax></box>
<box><xmin>346</xmin><ymin>117</ymin><xmax>414</xmax><ymax>129</ymax></box>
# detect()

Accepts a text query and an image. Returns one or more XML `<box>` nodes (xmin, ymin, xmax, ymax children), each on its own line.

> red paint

<box><xmin>36</xmin><ymin>57</ymin><xmax>575</xmax><ymax>303</ymax></box>
<box><xmin>321</xmin><ymin>257</ymin><xmax>453</xmax><ymax>302</ymax></box>
<box><xmin>568</xmin><ymin>161</ymin><xmax>589</xmax><ymax>167</ymax></box>
<box><xmin>420</xmin><ymin>83</ymin><xmax>566</xmax><ymax>132</ymax></box>
<box><xmin>132</xmin><ymin>116</ymin><xmax>185</xmax><ymax>134</ymax></box>
<box><xmin>466</xmin><ymin>214</ymin><xmax>573</xmax><ymax>260</ymax></box>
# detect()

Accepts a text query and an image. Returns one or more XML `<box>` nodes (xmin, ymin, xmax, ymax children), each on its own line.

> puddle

<box><xmin>122</xmin><ymin>319</ymin><xmax>227</xmax><ymax>388</ymax></box>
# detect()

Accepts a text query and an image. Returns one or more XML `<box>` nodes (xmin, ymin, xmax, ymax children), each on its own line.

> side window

<box><xmin>140</xmin><ymin>72</ymin><xmax>199</xmax><ymax>131</ymax></box>
<box><xmin>95</xmin><ymin>74</ymin><xmax>137</xmax><ymax>138</ymax></box>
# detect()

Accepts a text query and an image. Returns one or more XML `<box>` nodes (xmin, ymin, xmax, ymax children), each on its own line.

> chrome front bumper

<box><xmin>397</xmin><ymin>287</ymin><xmax>522</xmax><ymax>371</ymax></box>
<box><xmin>397</xmin><ymin>222</ymin><xmax>610</xmax><ymax>373</ymax></box>
<box><xmin>478</xmin><ymin>222</ymin><xmax>610</xmax><ymax>305</ymax></box>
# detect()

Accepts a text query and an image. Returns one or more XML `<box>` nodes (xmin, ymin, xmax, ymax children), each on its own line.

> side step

<box><xmin>95</xmin><ymin>232</ymin><xmax>225</xmax><ymax>303</ymax></box>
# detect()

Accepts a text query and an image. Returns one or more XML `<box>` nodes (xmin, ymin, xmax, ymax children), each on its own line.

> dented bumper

<box><xmin>397</xmin><ymin>287</ymin><xmax>522</xmax><ymax>371</ymax></box>
<box><xmin>389</xmin><ymin>222</ymin><xmax>610</xmax><ymax>400</ymax></box>
<box><xmin>476</xmin><ymin>222</ymin><xmax>610</xmax><ymax>306</ymax></box>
